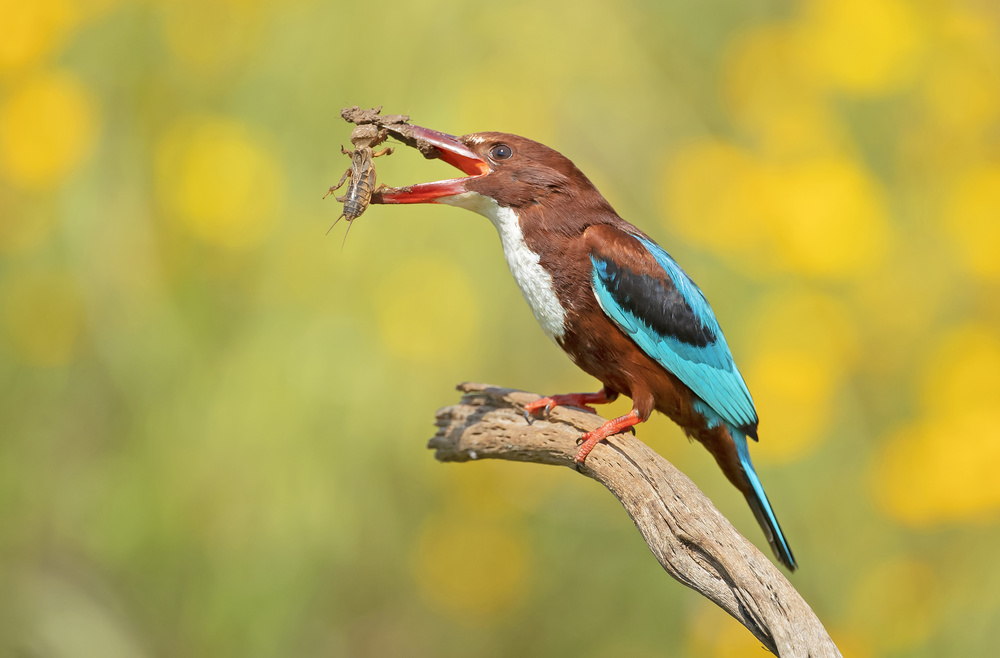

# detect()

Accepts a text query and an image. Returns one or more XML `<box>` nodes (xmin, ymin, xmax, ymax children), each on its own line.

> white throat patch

<box><xmin>440</xmin><ymin>192</ymin><xmax>567</xmax><ymax>341</ymax></box>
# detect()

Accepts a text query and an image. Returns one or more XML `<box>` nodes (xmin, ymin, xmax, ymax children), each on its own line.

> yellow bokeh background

<box><xmin>155</xmin><ymin>115</ymin><xmax>283</xmax><ymax>250</ymax></box>
<box><xmin>1</xmin><ymin>0</ymin><xmax>999</xmax><ymax>656</ymax></box>
<box><xmin>1</xmin><ymin>268</ymin><xmax>85</xmax><ymax>366</ymax></box>
<box><xmin>0</xmin><ymin>71</ymin><xmax>97</xmax><ymax>188</ymax></box>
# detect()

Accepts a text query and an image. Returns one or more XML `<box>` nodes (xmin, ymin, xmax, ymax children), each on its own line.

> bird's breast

<box><xmin>440</xmin><ymin>192</ymin><xmax>568</xmax><ymax>341</ymax></box>
<box><xmin>492</xmin><ymin>207</ymin><xmax>569</xmax><ymax>342</ymax></box>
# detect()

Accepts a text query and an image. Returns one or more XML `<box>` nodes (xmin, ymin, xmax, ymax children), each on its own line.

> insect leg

<box><xmin>370</xmin><ymin>128</ymin><xmax>389</xmax><ymax>148</ymax></box>
<box><xmin>324</xmin><ymin>168</ymin><xmax>352</xmax><ymax>198</ymax></box>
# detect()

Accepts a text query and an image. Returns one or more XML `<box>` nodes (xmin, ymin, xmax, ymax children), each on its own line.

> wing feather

<box><xmin>587</xmin><ymin>227</ymin><xmax>758</xmax><ymax>431</ymax></box>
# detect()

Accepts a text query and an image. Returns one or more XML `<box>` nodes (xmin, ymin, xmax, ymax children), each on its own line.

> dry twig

<box><xmin>430</xmin><ymin>383</ymin><xmax>842</xmax><ymax>658</ymax></box>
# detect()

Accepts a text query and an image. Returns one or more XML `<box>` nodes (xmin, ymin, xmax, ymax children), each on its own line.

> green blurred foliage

<box><xmin>1</xmin><ymin>0</ymin><xmax>999</xmax><ymax>656</ymax></box>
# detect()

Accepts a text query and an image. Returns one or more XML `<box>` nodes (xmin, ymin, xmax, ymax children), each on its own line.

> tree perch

<box><xmin>429</xmin><ymin>383</ymin><xmax>841</xmax><ymax>658</ymax></box>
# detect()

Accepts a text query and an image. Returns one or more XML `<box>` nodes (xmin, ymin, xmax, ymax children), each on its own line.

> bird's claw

<box><xmin>572</xmin><ymin>430</ymin><xmax>599</xmax><ymax>464</ymax></box>
<box><xmin>523</xmin><ymin>397</ymin><xmax>556</xmax><ymax>419</ymax></box>
<box><xmin>523</xmin><ymin>395</ymin><xmax>601</xmax><ymax>434</ymax></box>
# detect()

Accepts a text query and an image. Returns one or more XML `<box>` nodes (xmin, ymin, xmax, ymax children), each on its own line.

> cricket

<box><xmin>326</xmin><ymin>106</ymin><xmax>411</xmax><ymax>242</ymax></box>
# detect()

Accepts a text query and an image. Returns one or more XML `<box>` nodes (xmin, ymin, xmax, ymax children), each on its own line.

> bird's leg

<box><xmin>574</xmin><ymin>409</ymin><xmax>642</xmax><ymax>463</ymax></box>
<box><xmin>524</xmin><ymin>387</ymin><xmax>619</xmax><ymax>417</ymax></box>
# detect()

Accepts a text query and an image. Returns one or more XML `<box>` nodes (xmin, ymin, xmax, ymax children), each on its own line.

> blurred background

<box><xmin>1</xmin><ymin>0</ymin><xmax>999</xmax><ymax>655</ymax></box>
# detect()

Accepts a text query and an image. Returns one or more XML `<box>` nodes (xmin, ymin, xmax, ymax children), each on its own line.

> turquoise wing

<box><xmin>589</xmin><ymin>232</ymin><xmax>758</xmax><ymax>432</ymax></box>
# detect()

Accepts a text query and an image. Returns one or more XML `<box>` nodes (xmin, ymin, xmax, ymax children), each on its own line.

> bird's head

<box><xmin>373</xmin><ymin>126</ymin><xmax>607</xmax><ymax>215</ymax></box>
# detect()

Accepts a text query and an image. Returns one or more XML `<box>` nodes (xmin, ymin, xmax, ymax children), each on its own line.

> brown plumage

<box><xmin>371</xmin><ymin>126</ymin><xmax>796</xmax><ymax>570</ymax></box>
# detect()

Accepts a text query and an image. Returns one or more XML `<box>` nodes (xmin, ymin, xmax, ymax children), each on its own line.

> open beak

<box><xmin>372</xmin><ymin>126</ymin><xmax>489</xmax><ymax>204</ymax></box>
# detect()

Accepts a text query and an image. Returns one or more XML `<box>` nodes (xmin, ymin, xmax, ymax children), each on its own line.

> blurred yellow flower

<box><xmin>0</xmin><ymin>0</ymin><xmax>77</xmax><ymax>73</ymax></box>
<box><xmin>922</xmin><ymin>323</ymin><xmax>1000</xmax><ymax>417</ymax></box>
<box><xmin>749</xmin><ymin>289</ymin><xmax>860</xmax><ymax>364</ymax></box>
<box><xmin>848</xmin><ymin>556</ymin><xmax>942</xmax><ymax>652</ymax></box>
<box><xmin>662</xmin><ymin>140</ymin><xmax>772</xmax><ymax>259</ymax></box>
<box><xmin>769</xmin><ymin>157</ymin><xmax>890</xmax><ymax>279</ymax></box>
<box><xmin>723</xmin><ymin>24</ymin><xmax>807</xmax><ymax>116</ymax></box>
<box><xmin>922</xmin><ymin>49</ymin><xmax>1000</xmax><ymax>135</ymax></box>
<box><xmin>875</xmin><ymin>412</ymin><xmax>1000</xmax><ymax>526</ymax></box>
<box><xmin>745</xmin><ymin>291</ymin><xmax>857</xmax><ymax>462</ymax></box>
<box><xmin>874</xmin><ymin>324</ymin><xmax>1000</xmax><ymax>525</ymax></box>
<box><xmin>413</xmin><ymin>514</ymin><xmax>528</xmax><ymax>623</ymax></box>
<box><xmin>686</xmin><ymin>600</ymin><xmax>769</xmax><ymax>657</ymax></box>
<box><xmin>375</xmin><ymin>258</ymin><xmax>480</xmax><ymax>364</ymax></box>
<box><xmin>0</xmin><ymin>268</ymin><xmax>85</xmax><ymax>367</ymax></box>
<box><xmin>459</xmin><ymin>73</ymin><xmax>557</xmax><ymax>144</ymax></box>
<box><xmin>157</xmin><ymin>0</ymin><xmax>266</xmax><ymax>74</ymax></box>
<box><xmin>746</xmin><ymin>347</ymin><xmax>835</xmax><ymax>463</ymax></box>
<box><xmin>155</xmin><ymin>116</ymin><xmax>283</xmax><ymax>250</ymax></box>
<box><xmin>438</xmin><ymin>459</ymin><xmax>558</xmax><ymax>518</ymax></box>
<box><xmin>942</xmin><ymin>165</ymin><xmax>1000</xmax><ymax>280</ymax></box>
<box><xmin>0</xmin><ymin>71</ymin><xmax>97</xmax><ymax>189</ymax></box>
<box><xmin>827</xmin><ymin>631</ymin><xmax>873</xmax><ymax>658</ymax></box>
<box><xmin>664</xmin><ymin>143</ymin><xmax>890</xmax><ymax>279</ymax></box>
<box><xmin>722</xmin><ymin>25</ymin><xmax>845</xmax><ymax>160</ymax></box>
<box><xmin>75</xmin><ymin>0</ymin><xmax>121</xmax><ymax>21</ymax></box>
<box><xmin>849</xmin><ymin>257</ymin><xmax>951</xmax><ymax>376</ymax></box>
<box><xmin>0</xmin><ymin>191</ymin><xmax>58</xmax><ymax>255</ymax></box>
<box><xmin>440</xmin><ymin>461</ymin><xmax>520</xmax><ymax>519</ymax></box>
<box><xmin>797</xmin><ymin>0</ymin><xmax>926</xmax><ymax>95</ymax></box>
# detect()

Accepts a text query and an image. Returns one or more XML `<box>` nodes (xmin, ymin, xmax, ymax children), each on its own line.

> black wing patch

<box><xmin>597</xmin><ymin>258</ymin><xmax>717</xmax><ymax>348</ymax></box>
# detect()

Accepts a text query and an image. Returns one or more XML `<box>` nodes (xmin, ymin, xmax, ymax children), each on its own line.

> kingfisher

<box><xmin>371</xmin><ymin>125</ymin><xmax>797</xmax><ymax>571</ymax></box>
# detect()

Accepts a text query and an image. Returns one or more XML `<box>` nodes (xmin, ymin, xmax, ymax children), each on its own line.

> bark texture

<box><xmin>430</xmin><ymin>383</ymin><xmax>842</xmax><ymax>658</ymax></box>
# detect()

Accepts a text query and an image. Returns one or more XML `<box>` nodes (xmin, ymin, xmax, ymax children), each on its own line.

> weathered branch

<box><xmin>430</xmin><ymin>383</ymin><xmax>841</xmax><ymax>658</ymax></box>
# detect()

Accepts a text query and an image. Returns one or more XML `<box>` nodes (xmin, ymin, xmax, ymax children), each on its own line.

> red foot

<box><xmin>524</xmin><ymin>388</ymin><xmax>618</xmax><ymax>416</ymax></box>
<box><xmin>574</xmin><ymin>410</ymin><xmax>643</xmax><ymax>463</ymax></box>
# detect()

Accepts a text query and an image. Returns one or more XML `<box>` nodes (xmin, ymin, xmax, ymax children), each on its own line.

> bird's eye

<box><xmin>490</xmin><ymin>144</ymin><xmax>512</xmax><ymax>161</ymax></box>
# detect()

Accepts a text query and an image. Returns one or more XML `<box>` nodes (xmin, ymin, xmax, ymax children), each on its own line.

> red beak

<box><xmin>372</xmin><ymin>126</ymin><xmax>489</xmax><ymax>204</ymax></box>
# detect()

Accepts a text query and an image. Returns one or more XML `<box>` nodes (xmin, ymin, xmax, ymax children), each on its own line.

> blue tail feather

<box><xmin>731</xmin><ymin>427</ymin><xmax>797</xmax><ymax>571</ymax></box>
